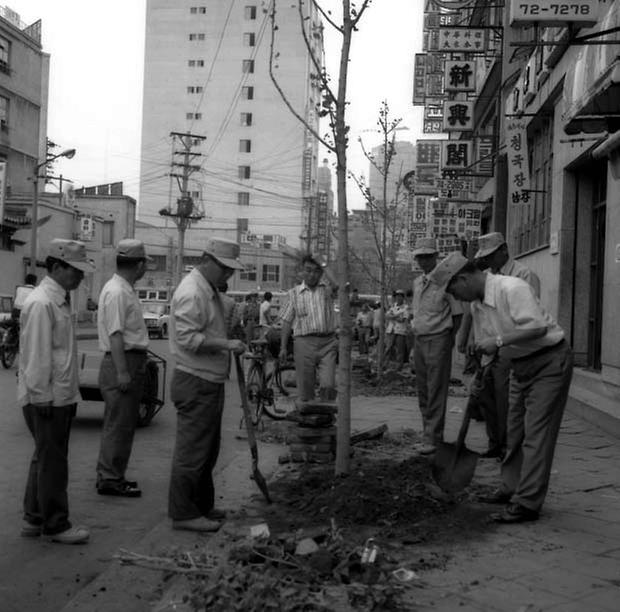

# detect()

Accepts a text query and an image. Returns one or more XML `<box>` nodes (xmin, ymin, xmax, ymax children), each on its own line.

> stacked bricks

<box><xmin>282</xmin><ymin>400</ymin><xmax>338</xmax><ymax>464</ymax></box>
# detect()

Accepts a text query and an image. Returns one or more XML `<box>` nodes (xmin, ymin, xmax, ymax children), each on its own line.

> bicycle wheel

<box><xmin>245</xmin><ymin>362</ymin><xmax>264</xmax><ymax>426</ymax></box>
<box><xmin>274</xmin><ymin>363</ymin><xmax>296</xmax><ymax>396</ymax></box>
<box><xmin>262</xmin><ymin>364</ymin><xmax>296</xmax><ymax>420</ymax></box>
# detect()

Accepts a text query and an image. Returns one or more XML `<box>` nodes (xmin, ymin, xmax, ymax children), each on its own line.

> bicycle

<box><xmin>0</xmin><ymin>321</ymin><xmax>19</xmax><ymax>369</ymax></box>
<box><xmin>242</xmin><ymin>338</ymin><xmax>296</xmax><ymax>427</ymax></box>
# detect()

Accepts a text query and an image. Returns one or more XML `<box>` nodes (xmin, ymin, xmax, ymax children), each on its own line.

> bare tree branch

<box><xmin>352</xmin><ymin>0</ymin><xmax>373</xmax><ymax>26</ymax></box>
<box><xmin>268</xmin><ymin>0</ymin><xmax>335</xmax><ymax>152</ymax></box>
<box><xmin>311</xmin><ymin>0</ymin><xmax>344</xmax><ymax>33</ymax></box>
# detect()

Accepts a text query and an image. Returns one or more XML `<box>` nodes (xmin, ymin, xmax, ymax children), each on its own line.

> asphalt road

<box><xmin>0</xmin><ymin>337</ymin><xmax>248</xmax><ymax>612</ymax></box>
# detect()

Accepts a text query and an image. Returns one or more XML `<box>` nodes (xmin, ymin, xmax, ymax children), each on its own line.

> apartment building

<box><xmin>139</xmin><ymin>0</ymin><xmax>323</xmax><ymax>250</ymax></box>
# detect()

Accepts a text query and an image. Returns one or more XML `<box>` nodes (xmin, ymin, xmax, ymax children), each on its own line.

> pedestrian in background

<box><xmin>259</xmin><ymin>291</ymin><xmax>274</xmax><ymax>337</ymax></box>
<box><xmin>18</xmin><ymin>239</ymin><xmax>94</xmax><ymax>544</ymax></box>
<box><xmin>437</xmin><ymin>252</ymin><xmax>573</xmax><ymax>523</ymax></box>
<box><xmin>279</xmin><ymin>255</ymin><xmax>338</xmax><ymax>402</ymax></box>
<box><xmin>384</xmin><ymin>289</ymin><xmax>409</xmax><ymax>369</ymax></box>
<box><xmin>168</xmin><ymin>238</ymin><xmax>246</xmax><ymax>533</ymax></box>
<box><xmin>243</xmin><ymin>292</ymin><xmax>260</xmax><ymax>344</ymax></box>
<box><xmin>96</xmin><ymin>239</ymin><xmax>151</xmax><ymax>498</ymax></box>
<box><xmin>355</xmin><ymin>302</ymin><xmax>374</xmax><ymax>355</ymax></box>
<box><xmin>411</xmin><ymin>238</ymin><xmax>463</xmax><ymax>454</ymax></box>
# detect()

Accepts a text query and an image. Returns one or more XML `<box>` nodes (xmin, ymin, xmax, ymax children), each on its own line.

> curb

<box><xmin>59</xmin><ymin>441</ymin><xmax>284</xmax><ymax>612</ymax></box>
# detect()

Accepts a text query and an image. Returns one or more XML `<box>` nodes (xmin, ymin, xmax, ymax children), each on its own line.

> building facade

<box><xmin>139</xmin><ymin>0</ymin><xmax>323</xmax><ymax>249</ymax></box>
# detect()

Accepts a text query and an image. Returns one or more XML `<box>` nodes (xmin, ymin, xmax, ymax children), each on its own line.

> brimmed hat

<box><xmin>48</xmin><ymin>239</ymin><xmax>95</xmax><ymax>273</ymax></box>
<box><xmin>204</xmin><ymin>237</ymin><xmax>244</xmax><ymax>270</ymax></box>
<box><xmin>430</xmin><ymin>252</ymin><xmax>469</xmax><ymax>288</ymax></box>
<box><xmin>475</xmin><ymin>232</ymin><xmax>506</xmax><ymax>259</ymax></box>
<box><xmin>116</xmin><ymin>239</ymin><xmax>153</xmax><ymax>262</ymax></box>
<box><xmin>412</xmin><ymin>237</ymin><xmax>438</xmax><ymax>256</ymax></box>
<box><xmin>394</xmin><ymin>289</ymin><xmax>405</xmax><ymax>296</ymax></box>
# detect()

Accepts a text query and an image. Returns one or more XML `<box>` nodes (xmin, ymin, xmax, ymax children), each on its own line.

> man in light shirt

<box><xmin>279</xmin><ymin>255</ymin><xmax>338</xmax><ymax>402</ymax></box>
<box><xmin>168</xmin><ymin>238</ymin><xmax>246</xmax><ymax>533</ymax></box>
<box><xmin>96</xmin><ymin>239</ymin><xmax>151</xmax><ymax>498</ymax></box>
<box><xmin>411</xmin><ymin>238</ymin><xmax>463</xmax><ymax>454</ymax></box>
<box><xmin>259</xmin><ymin>291</ymin><xmax>274</xmax><ymax>337</ymax></box>
<box><xmin>437</xmin><ymin>253</ymin><xmax>573</xmax><ymax>524</ymax></box>
<box><xmin>18</xmin><ymin>239</ymin><xmax>94</xmax><ymax>544</ymax></box>
<box><xmin>384</xmin><ymin>289</ymin><xmax>409</xmax><ymax>369</ymax></box>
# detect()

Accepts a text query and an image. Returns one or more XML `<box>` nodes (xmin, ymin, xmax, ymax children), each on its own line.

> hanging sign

<box><xmin>505</xmin><ymin>119</ymin><xmax>531</xmax><ymax>204</ymax></box>
<box><xmin>509</xmin><ymin>0</ymin><xmax>599</xmax><ymax>27</ymax></box>
<box><xmin>441</xmin><ymin>141</ymin><xmax>473</xmax><ymax>172</ymax></box>
<box><xmin>439</xmin><ymin>28</ymin><xmax>487</xmax><ymax>52</ymax></box>
<box><xmin>445</xmin><ymin>60</ymin><xmax>476</xmax><ymax>92</ymax></box>
<box><xmin>443</xmin><ymin>101</ymin><xmax>474</xmax><ymax>131</ymax></box>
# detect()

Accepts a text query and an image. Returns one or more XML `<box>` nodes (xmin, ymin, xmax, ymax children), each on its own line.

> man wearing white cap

<box><xmin>411</xmin><ymin>237</ymin><xmax>463</xmax><ymax>454</ymax></box>
<box><xmin>96</xmin><ymin>239</ymin><xmax>151</xmax><ymax>498</ymax></box>
<box><xmin>384</xmin><ymin>289</ymin><xmax>409</xmax><ymax>369</ymax></box>
<box><xmin>436</xmin><ymin>252</ymin><xmax>573</xmax><ymax>523</ymax></box>
<box><xmin>459</xmin><ymin>233</ymin><xmax>541</xmax><ymax>459</ymax></box>
<box><xmin>18</xmin><ymin>239</ymin><xmax>94</xmax><ymax>544</ymax></box>
<box><xmin>168</xmin><ymin>238</ymin><xmax>246</xmax><ymax>533</ymax></box>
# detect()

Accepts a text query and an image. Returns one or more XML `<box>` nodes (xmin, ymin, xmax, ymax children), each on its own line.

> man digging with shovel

<box><xmin>432</xmin><ymin>253</ymin><xmax>573</xmax><ymax>524</ymax></box>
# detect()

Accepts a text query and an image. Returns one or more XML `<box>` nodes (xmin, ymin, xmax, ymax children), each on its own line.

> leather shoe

<box><xmin>478</xmin><ymin>488</ymin><xmax>512</xmax><ymax>504</ymax></box>
<box><xmin>46</xmin><ymin>526</ymin><xmax>90</xmax><ymax>544</ymax></box>
<box><xmin>416</xmin><ymin>443</ymin><xmax>437</xmax><ymax>455</ymax></box>
<box><xmin>492</xmin><ymin>503</ymin><xmax>539</xmax><ymax>524</ymax></box>
<box><xmin>97</xmin><ymin>482</ymin><xmax>142</xmax><ymax>497</ymax></box>
<box><xmin>207</xmin><ymin>508</ymin><xmax>227</xmax><ymax>520</ymax></box>
<box><xmin>21</xmin><ymin>521</ymin><xmax>42</xmax><ymax>538</ymax></box>
<box><xmin>172</xmin><ymin>517</ymin><xmax>222</xmax><ymax>533</ymax></box>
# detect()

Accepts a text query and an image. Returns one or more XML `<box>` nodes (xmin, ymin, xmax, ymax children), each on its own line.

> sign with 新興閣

<box><xmin>443</xmin><ymin>101</ymin><xmax>474</xmax><ymax>132</ymax></box>
<box><xmin>441</xmin><ymin>141</ymin><xmax>473</xmax><ymax>172</ymax></box>
<box><xmin>509</xmin><ymin>0</ymin><xmax>599</xmax><ymax>27</ymax></box>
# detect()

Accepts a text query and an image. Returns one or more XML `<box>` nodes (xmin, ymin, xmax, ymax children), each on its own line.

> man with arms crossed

<box><xmin>96</xmin><ymin>239</ymin><xmax>151</xmax><ymax>497</ymax></box>
<box><xmin>18</xmin><ymin>239</ymin><xmax>93</xmax><ymax>544</ymax></box>
<box><xmin>168</xmin><ymin>238</ymin><xmax>246</xmax><ymax>532</ymax></box>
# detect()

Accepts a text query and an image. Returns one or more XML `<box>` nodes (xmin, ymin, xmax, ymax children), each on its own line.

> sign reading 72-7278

<box><xmin>509</xmin><ymin>0</ymin><xmax>599</xmax><ymax>26</ymax></box>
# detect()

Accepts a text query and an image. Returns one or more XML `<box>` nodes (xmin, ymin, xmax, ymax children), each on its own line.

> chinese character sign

<box><xmin>413</xmin><ymin>54</ymin><xmax>426</xmax><ymax>106</ymax></box>
<box><xmin>439</xmin><ymin>28</ymin><xmax>487</xmax><ymax>51</ymax></box>
<box><xmin>442</xmin><ymin>141</ymin><xmax>473</xmax><ymax>172</ymax></box>
<box><xmin>0</xmin><ymin>161</ymin><xmax>5</xmax><ymax>224</ymax></box>
<box><xmin>505</xmin><ymin>120</ymin><xmax>531</xmax><ymax>204</ymax></box>
<box><xmin>443</xmin><ymin>101</ymin><xmax>474</xmax><ymax>131</ymax></box>
<box><xmin>445</xmin><ymin>60</ymin><xmax>476</xmax><ymax>92</ymax></box>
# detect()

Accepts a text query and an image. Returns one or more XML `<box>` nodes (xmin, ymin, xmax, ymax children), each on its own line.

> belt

<box><xmin>299</xmin><ymin>332</ymin><xmax>335</xmax><ymax>338</ymax></box>
<box><xmin>105</xmin><ymin>348</ymin><xmax>148</xmax><ymax>356</ymax></box>
<box><xmin>511</xmin><ymin>339</ymin><xmax>566</xmax><ymax>363</ymax></box>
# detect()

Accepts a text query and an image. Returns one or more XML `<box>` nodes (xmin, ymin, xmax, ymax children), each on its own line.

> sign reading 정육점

<box><xmin>509</xmin><ymin>0</ymin><xmax>599</xmax><ymax>27</ymax></box>
<box><xmin>505</xmin><ymin>119</ymin><xmax>531</xmax><ymax>204</ymax></box>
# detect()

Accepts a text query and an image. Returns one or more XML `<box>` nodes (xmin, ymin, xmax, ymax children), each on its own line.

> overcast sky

<box><xmin>16</xmin><ymin>0</ymin><xmax>425</xmax><ymax>210</ymax></box>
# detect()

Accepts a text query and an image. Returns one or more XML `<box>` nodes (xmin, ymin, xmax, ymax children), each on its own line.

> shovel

<box><xmin>432</xmin><ymin>403</ymin><xmax>479</xmax><ymax>493</ymax></box>
<box><xmin>234</xmin><ymin>354</ymin><xmax>272</xmax><ymax>504</ymax></box>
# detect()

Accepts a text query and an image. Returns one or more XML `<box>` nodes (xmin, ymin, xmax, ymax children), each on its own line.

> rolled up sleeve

<box><xmin>21</xmin><ymin>301</ymin><xmax>53</xmax><ymax>403</ymax></box>
<box><xmin>507</xmin><ymin>284</ymin><xmax>547</xmax><ymax>329</ymax></box>
<box><xmin>279</xmin><ymin>290</ymin><xmax>295</xmax><ymax>324</ymax></box>
<box><xmin>174</xmin><ymin>293</ymin><xmax>207</xmax><ymax>353</ymax></box>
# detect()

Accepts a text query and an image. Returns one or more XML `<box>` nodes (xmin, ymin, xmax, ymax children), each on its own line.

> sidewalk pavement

<box><xmin>61</xmin><ymin>389</ymin><xmax>620</xmax><ymax>612</ymax></box>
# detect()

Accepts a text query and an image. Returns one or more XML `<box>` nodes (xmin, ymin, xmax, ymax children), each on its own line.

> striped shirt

<box><xmin>279</xmin><ymin>281</ymin><xmax>336</xmax><ymax>337</ymax></box>
<box><xmin>17</xmin><ymin>276</ymin><xmax>81</xmax><ymax>407</ymax></box>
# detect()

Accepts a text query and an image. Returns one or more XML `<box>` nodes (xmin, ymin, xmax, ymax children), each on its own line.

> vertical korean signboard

<box><xmin>505</xmin><ymin>119</ymin><xmax>531</xmax><ymax>204</ymax></box>
<box><xmin>0</xmin><ymin>161</ymin><xmax>6</xmax><ymax>225</ymax></box>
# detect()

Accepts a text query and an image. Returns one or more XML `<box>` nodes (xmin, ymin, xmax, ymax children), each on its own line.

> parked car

<box><xmin>141</xmin><ymin>301</ymin><xmax>170</xmax><ymax>339</ymax></box>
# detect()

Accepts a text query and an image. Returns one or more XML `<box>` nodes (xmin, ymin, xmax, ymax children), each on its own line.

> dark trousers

<box><xmin>414</xmin><ymin>331</ymin><xmax>453</xmax><ymax>444</ymax></box>
<box><xmin>23</xmin><ymin>404</ymin><xmax>76</xmax><ymax>535</ymax></box>
<box><xmin>501</xmin><ymin>342</ymin><xmax>573</xmax><ymax>512</ymax></box>
<box><xmin>168</xmin><ymin>369</ymin><xmax>225</xmax><ymax>520</ymax></box>
<box><xmin>96</xmin><ymin>352</ymin><xmax>147</xmax><ymax>484</ymax></box>
<box><xmin>477</xmin><ymin>354</ymin><xmax>511</xmax><ymax>452</ymax></box>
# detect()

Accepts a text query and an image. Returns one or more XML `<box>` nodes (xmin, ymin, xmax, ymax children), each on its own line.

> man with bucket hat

<box><xmin>411</xmin><ymin>238</ymin><xmax>463</xmax><ymax>454</ymax></box>
<box><xmin>458</xmin><ymin>233</ymin><xmax>541</xmax><ymax>459</ymax></box>
<box><xmin>168</xmin><ymin>237</ymin><xmax>246</xmax><ymax>533</ymax></box>
<box><xmin>96</xmin><ymin>239</ymin><xmax>152</xmax><ymax>498</ymax></box>
<box><xmin>434</xmin><ymin>252</ymin><xmax>573</xmax><ymax>523</ymax></box>
<box><xmin>18</xmin><ymin>239</ymin><xmax>94</xmax><ymax>544</ymax></box>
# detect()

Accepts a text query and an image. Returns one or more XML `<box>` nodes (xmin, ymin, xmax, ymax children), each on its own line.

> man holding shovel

<box><xmin>168</xmin><ymin>238</ymin><xmax>246</xmax><ymax>533</ymax></box>
<box><xmin>434</xmin><ymin>253</ymin><xmax>573</xmax><ymax>523</ymax></box>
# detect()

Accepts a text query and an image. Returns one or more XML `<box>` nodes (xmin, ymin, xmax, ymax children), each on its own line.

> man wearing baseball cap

<box><xmin>411</xmin><ymin>237</ymin><xmax>463</xmax><ymax>454</ymax></box>
<box><xmin>434</xmin><ymin>252</ymin><xmax>573</xmax><ymax>523</ymax></box>
<box><xmin>96</xmin><ymin>239</ymin><xmax>152</xmax><ymax>498</ymax></box>
<box><xmin>168</xmin><ymin>237</ymin><xmax>246</xmax><ymax>532</ymax></box>
<box><xmin>18</xmin><ymin>239</ymin><xmax>94</xmax><ymax>544</ymax></box>
<box><xmin>458</xmin><ymin>233</ymin><xmax>541</xmax><ymax>459</ymax></box>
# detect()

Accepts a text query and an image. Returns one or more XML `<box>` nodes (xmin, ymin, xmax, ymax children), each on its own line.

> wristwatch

<box><xmin>495</xmin><ymin>335</ymin><xmax>504</xmax><ymax>348</ymax></box>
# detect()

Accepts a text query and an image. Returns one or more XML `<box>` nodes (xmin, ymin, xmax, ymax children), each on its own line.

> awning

<box><xmin>563</xmin><ymin>2</ymin><xmax>620</xmax><ymax>135</ymax></box>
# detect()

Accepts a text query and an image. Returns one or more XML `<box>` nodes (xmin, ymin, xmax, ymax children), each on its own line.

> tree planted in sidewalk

<box><xmin>269</xmin><ymin>0</ymin><xmax>373</xmax><ymax>474</ymax></box>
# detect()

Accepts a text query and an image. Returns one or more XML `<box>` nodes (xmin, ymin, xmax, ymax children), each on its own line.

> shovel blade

<box><xmin>432</xmin><ymin>442</ymin><xmax>479</xmax><ymax>493</ymax></box>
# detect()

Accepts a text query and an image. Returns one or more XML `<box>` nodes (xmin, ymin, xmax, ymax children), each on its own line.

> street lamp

<box><xmin>29</xmin><ymin>148</ymin><xmax>76</xmax><ymax>274</ymax></box>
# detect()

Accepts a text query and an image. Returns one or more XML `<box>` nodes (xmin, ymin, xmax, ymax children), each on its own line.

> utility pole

<box><xmin>159</xmin><ymin>131</ymin><xmax>206</xmax><ymax>287</ymax></box>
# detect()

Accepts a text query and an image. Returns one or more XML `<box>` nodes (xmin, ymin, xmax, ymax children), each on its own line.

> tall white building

<box><xmin>139</xmin><ymin>0</ymin><xmax>323</xmax><ymax>249</ymax></box>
